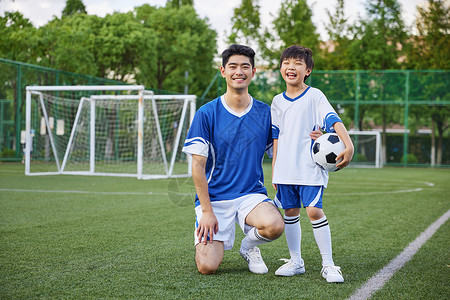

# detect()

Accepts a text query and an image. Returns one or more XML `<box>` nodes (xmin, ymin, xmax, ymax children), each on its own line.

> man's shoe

<box><xmin>275</xmin><ymin>258</ymin><xmax>306</xmax><ymax>276</ymax></box>
<box><xmin>239</xmin><ymin>247</ymin><xmax>268</xmax><ymax>274</ymax></box>
<box><xmin>321</xmin><ymin>265</ymin><xmax>344</xmax><ymax>283</ymax></box>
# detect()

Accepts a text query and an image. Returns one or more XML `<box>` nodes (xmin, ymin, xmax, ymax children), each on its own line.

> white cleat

<box><xmin>275</xmin><ymin>258</ymin><xmax>306</xmax><ymax>276</ymax></box>
<box><xmin>239</xmin><ymin>247</ymin><xmax>268</xmax><ymax>274</ymax></box>
<box><xmin>321</xmin><ymin>265</ymin><xmax>344</xmax><ymax>283</ymax></box>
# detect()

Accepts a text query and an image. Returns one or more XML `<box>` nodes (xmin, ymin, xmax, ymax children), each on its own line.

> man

<box><xmin>182</xmin><ymin>44</ymin><xmax>284</xmax><ymax>275</ymax></box>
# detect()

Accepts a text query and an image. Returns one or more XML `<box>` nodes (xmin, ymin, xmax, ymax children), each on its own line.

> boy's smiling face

<box><xmin>280</xmin><ymin>57</ymin><xmax>312</xmax><ymax>87</ymax></box>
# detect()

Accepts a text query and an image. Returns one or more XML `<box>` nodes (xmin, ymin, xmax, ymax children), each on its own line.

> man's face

<box><xmin>221</xmin><ymin>55</ymin><xmax>256</xmax><ymax>92</ymax></box>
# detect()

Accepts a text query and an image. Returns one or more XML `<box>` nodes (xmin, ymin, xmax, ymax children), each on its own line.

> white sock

<box><xmin>311</xmin><ymin>216</ymin><xmax>334</xmax><ymax>266</ymax></box>
<box><xmin>240</xmin><ymin>227</ymin><xmax>272</xmax><ymax>251</ymax></box>
<box><xmin>284</xmin><ymin>214</ymin><xmax>302</xmax><ymax>264</ymax></box>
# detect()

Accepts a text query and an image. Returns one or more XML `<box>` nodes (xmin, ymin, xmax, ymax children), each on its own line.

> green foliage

<box><xmin>401</xmin><ymin>153</ymin><xmax>419</xmax><ymax>164</ymax></box>
<box><xmin>0</xmin><ymin>12</ymin><xmax>37</xmax><ymax>62</ymax></box>
<box><xmin>259</xmin><ymin>0</ymin><xmax>320</xmax><ymax>67</ymax></box>
<box><xmin>0</xmin><ymin>148</ymin><xmax>15</xmax><ymax>158</ymax></box>
<box><xmin>321</xmin><ymin>0</ymin><xmax>352</xmax><ymax>69</ymax></box>
<box><xmin>62</xmin><ymin>0</ymin><xmax>87</xmax><ymax>17</ymax></box>
<box><xmin>135</xmin><ymin>5</ymin><xmax>217</xmax><ymax>94</ymax></box>
<box><xmin>406</xmin><ymin>0</ymin><xmax>450</xmax><ymax>69</ymax></box>
<box><xmin>166</xmin><ymin>0</ymin><xmax>194</xmax><ymax>9</ymax></box>
<box><xmin>228</xmin><ymin>0</ymin><xmax>261</xmax><ymax>45</ymax></box>
<box><xmin>348</xmin><ymin>0</ymin><xmax>407</xmax><ymax>70</ymax></box>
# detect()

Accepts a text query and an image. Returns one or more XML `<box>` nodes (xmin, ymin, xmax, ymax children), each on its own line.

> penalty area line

<box><xmin>0</xmin><ymin>188</ymin><xmax>192</xmax><ymax>197</ymax></box>
<box><xmin>348</xmin><ymin>208</ymin><xmax>450</xmax><ymax>300</ymax></box>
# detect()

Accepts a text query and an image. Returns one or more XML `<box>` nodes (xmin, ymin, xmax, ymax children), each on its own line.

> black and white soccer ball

<box><xmin>312</xmin><ymin>133</ymin><xmax>345</xmax><ymax>172</ymax></box>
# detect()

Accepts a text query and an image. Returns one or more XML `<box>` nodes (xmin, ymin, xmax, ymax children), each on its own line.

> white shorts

<box><xmin>194</xmin><ymin>194</ymin><xmax>273</xmax><ymax>250</ymax></box>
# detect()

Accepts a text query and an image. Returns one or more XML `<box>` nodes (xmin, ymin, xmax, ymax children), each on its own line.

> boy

<box><xmin>271</xmin><ymin>45</ymin><xmax>354</xmax><ymax>282</ymax></box>
<box><xmin>182</xmin><ymin>44</ymin><xmax>284</xmax><ymax>275</ymax></box>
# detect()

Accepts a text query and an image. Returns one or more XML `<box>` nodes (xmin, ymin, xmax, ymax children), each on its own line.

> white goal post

<box><xmin>25</xmin><ymin>85</ymin><xmax>196</xmax><ymax>179</ymax></box>
<box><xmin>348</xmin><ymin>130</ymin><xmax>382</xmax><ymax>168</ymax></box>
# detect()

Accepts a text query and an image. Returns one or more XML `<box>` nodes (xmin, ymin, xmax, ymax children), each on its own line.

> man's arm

<box><xmin>192</xmin><ymin>154</ymin><xmax>219</xmax><ymax>245</ymax></box>
<box><xmin>333</xmin><ymin>122</ymin><xmax>354</xmax><ymax>169</ymax></box>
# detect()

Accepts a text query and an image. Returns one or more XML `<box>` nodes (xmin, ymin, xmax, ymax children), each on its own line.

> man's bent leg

<box><xmin>195</xmin><ymin>241</ymin><xmax>224</xmax><ymax>274</ymax></box>
<box><xmin>246</xmin><ymin>201</ymin><xmax>284</xmax><ymax>240</ymax></box>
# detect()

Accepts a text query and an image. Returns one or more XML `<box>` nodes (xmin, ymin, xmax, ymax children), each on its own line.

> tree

<box><xmin>406</xmin><ymin>0</ymin><xmax>450</xmax><ymax>165</ymax></box>
<box><xmin>322</xmin><ymin>0</ymin><xmax>352</xmax><ymax>69</ymax></box>
<box><xmin>62</xmin><ymin>0</ymin><xmax>87</xmax><ymax>16</ymax></box>
<box><xmin>259</xmin><ymin>0</ymin><xmax>320</xmax><ymax>67</ymax></box>
<box><xmin>135</xmin><ymin>4</ymin><xmax>217</xmax><ymax>94</ymax></box>
<box><xmin>347</xmin><ymin>0</ymin><xmax>408</xmax><ymax>163</ymax></box>
<box><xmin>0</xmin><ymin>12</ymin><xmax>38</xmax><ymax>137</ymax></box>
<box><xmin>0</xmin><ymin>11</ymin><xmax>37</xmax><ymax>62</ymax></box>
<box><xmin>166</xmin><ymin>0</ymin><xmax>193</xmax><ymax>9</ymax></box>
<box><xmin>227</xmin><ymin>0</ymin><xmax>261</xmax><ymax>47</ymax></box>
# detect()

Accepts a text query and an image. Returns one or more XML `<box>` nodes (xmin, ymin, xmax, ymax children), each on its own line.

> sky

<box><xmin>1</xmin><ymin>0</ymin><xmax>427</xmax><ymax>52</ymax></box>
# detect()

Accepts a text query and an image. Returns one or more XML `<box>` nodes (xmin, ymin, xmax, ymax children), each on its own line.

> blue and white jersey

<box><xmin>183</xmin><ymin>95</ymin><xmax>272</xmax><ymax>206</ymax></box>
<box><xmin>271</xmin><ymin>87</ymin><xmax>342</xmax><ymax>187</ymax></box>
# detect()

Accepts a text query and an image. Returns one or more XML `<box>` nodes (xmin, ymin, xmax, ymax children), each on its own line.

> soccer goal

<box><xmin>24</xmin><ymin>85</ymin><xmax>196</xmax><ymax>179</ymax></box>
<box><xmin>348</xmin><ymin>130</ymin><xmax>382</xmax><ymax>168</ymax></box>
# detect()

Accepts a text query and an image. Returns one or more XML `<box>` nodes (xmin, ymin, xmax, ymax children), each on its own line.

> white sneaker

<box><xmin>239</xmin><ymin>247</ymin><xmax>268</xmax><ymax>274</ymax></box>
<box><xmin>321</xmin><ymin>265</ymin><xmax>344</xmax><ymax>283</ymax></box>
<box><xmin>275</xmin><ymin>258</ymin><xmax>305</xmax><ymax>276</ymax></box>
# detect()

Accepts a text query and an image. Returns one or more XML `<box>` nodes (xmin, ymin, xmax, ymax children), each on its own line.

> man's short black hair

<box><xmin>222</xmin><ymin>44</ymin><xmax>256</xmax><ymax>68</ymax></box>
<box><xmin>279</xmin><ymin>45</ymin><xmax>314</xmax><ymax>81</ymax></box>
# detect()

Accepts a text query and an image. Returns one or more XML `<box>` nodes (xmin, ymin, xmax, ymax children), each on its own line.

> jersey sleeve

<box><xmin>271</xmin><ymin>99</ymin><xmax>280</xmax><ymax>140</ymax></box>
<box><xmin>265</xmin><ymin>114</ymin><xmax>273</xmax><ymax>158</ymax></box>
<box><xmin>182</xmin><ymin>108</ymin><xmax>210</xmax><ymax>157</ymax></box>
<box><xmin>318</xmin><ymin>93</ymin><xmax>342</xmax><ymax>133</ymax></box>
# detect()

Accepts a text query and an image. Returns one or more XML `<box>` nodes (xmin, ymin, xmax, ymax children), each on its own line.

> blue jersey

<box><xmin>182</xmin><ymin>95</ymin><xmax>272</xmax><ymax>206</ymax></box>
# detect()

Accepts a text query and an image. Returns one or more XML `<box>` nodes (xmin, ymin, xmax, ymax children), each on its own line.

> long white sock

<box><xmin>311</xmin><ymin>216</ymin><xmax>334</xmax><ymax>266</ymax></box>
<box><xmin>240</xmin><ymin>227</ymin><xmax>272</xmax><ymax>251</ymax></box>
<box><xmin>284</xmin><ymin>214</ymin><xmax>302</xmax><ymax>264</ymax></box>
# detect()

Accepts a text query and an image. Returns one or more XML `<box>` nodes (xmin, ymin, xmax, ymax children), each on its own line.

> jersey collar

<box><xmin>283</xmin><ymin>86</ymin><xmax>311</xmax><ymax>102</ymax></box>
<box><xmin>220</xmin><ymin>95</ymin><xmax>253</xmax><ymax>118</ymax></box>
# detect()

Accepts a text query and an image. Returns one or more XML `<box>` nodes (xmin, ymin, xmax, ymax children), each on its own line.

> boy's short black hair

<box><xmin>222</xmin><ymin>44</ymin><xmax>256</xmax><ymax>68</ymax></box>
<box><xmin>279</xmin><ymin>45</ymin><xmax>314</xmax><ymax>81</ymax></box>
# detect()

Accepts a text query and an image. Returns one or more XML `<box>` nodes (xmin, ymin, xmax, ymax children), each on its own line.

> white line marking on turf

<box><xmin>329</xmin><ymin>188</ymin><xmax>423</xmax><ymax>196</ymax></box>
<box><xmin>348</xmin><ymin>208</ymin><xmax>450</xmax><ymax>300</ymax></box>
<box><xmin>0</xmin><ymin>188</ymin><xmax>191</xmax><ymax>196</ymax></box>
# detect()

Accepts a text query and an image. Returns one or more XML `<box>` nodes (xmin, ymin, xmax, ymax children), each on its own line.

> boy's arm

<box><xmin>192</xmin><ymin>154</ymin><xmax>218</xmax><ymax>244</ymax></box>
<box><xmin>271</xmin><ymin>139</ymin><xmax>278</xmax><ymax>190</ymax></box>
<box><xmin>333</xmin><ymin>122</ymin><xmax>354</xmax><ymax>169</ymax></box>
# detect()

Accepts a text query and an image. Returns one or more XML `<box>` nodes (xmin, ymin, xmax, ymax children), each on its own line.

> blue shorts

<box><xmin>274</xmin><ymin>185</ymin><xmax>324</xmax><ymax>209</ymax></box>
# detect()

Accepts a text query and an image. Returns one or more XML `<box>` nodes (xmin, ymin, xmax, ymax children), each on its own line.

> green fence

<box><xmin>0</xmin><ymin>58</ymin><xmax>128</xmax><ymax>161</ymax></box>
<box><xmin>1</xmin><ymin>58</ymin><xmax>449</xmax><ymax>166</ymax></box>
<box><xmin>202</xmin><ymin>69</ymin><xmax>450</xmax><ymax>167</ymax></box>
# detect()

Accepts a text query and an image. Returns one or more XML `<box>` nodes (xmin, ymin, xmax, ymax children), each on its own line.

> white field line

<box><xmin>348</xmin><ymin>208</ymin><xmax>450</xmax><ymax>300</ymax></box>
<box><xmin>0</xmin><ymin>188</ymin><xmax>191</xmax><ymax>196</ymax></box>
<box><xmin>1</xmin><ymin>187</ymin><xmax>424</xmax><ymax>197</ymax></box>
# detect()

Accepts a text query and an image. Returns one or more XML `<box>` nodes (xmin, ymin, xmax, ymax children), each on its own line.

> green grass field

<box><xmin>0</xmin><ymin>164</ymin><xmax>449</xmax><ymax>299</ymax></box>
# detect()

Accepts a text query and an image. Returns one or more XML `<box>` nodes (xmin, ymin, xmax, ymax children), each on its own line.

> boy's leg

<box><xmin>306</xmin><ymin>206</ymin><xmax>344</xmax><ymax>283</ymax></box>
<box><xmin>283</xmin><ymin>208</ymin><xmax>302</xmax><ymax>264</ymax></box>
<box><xmin>306</xmin><ymin>207</ymin><xmax>334</xmax><ymax>266</ymax></box>
<box><xmin>195</xmin><ymin>241</ymin><xmax>224</xmax><ymax>274</ymax></box>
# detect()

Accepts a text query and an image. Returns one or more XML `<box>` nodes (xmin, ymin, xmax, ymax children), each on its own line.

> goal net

<box><xmin>25</xmin><ymin>85</ymin><xmax>196</xmax><ymax>179</ymax></box>
<box><xmin>348</xmin><ymin>130</ymin><xmax>382</xmax><ymax>168</ymax></box>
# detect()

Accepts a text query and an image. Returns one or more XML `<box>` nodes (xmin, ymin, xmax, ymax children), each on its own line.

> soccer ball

<box><xmin>312</xmin><ymin>133</ymin><xmax>345</xmax><ymax>172</ymax></box>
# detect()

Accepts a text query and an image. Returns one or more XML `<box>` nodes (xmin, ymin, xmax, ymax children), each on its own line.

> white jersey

<box><xmin>271</xmin><ymin>87</ymin><xmax>342</xmax><ymax>187</ymax></box>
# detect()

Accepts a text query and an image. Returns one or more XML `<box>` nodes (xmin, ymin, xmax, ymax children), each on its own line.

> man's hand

<box><xmin>310</xmin><ymin>129</ymin><xmax>323</xmax><ymax>141</ymax></box>
<box><xmin>197</xmin><ymin>210</ymin><xmax>219</xmax><ymax>245</ymax></box>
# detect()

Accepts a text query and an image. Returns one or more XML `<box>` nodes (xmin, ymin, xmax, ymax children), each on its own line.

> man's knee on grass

<box><xmin>195</xmin><ymin>241</ymin><xmax>224</xmax><ymax>274</ymax></box>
